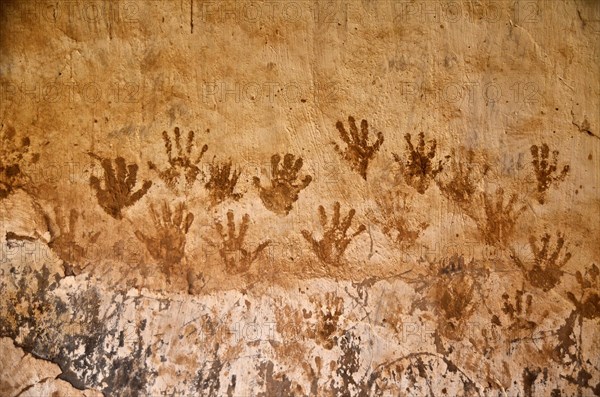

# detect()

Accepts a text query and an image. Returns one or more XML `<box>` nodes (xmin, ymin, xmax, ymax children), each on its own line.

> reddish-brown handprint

<box><xmin>333</xmin><ymin>116</ymin><xmax>384</xmax><ymax>180</ymax></box>
<box><xmin>253</xmin><ymin>153</ymin><xmax>312</xmax><ymax>215</ymax></box>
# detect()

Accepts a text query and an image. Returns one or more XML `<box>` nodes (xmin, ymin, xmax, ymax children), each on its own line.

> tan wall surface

<box><xmin>1</xmin><ymin>1</ymin><xmax>599</xmax><ymax>396</ymax></box>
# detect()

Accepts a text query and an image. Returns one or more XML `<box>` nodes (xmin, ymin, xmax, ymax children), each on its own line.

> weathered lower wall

<box><xmin>1</xmin><ymin>0</ymin><xmax>599</xmax><ymax>396</ymax></box>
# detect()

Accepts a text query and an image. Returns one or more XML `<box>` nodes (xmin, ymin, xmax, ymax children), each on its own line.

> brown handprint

<box><xmin>530</xmin><ymin>143</ymin><xmax>569</xmax><ymax>204</ymax></box>
<box><xmin>0</xmin><ymin>125</ymin><xmax>38</xmax><ymax>199</ymax></box>
<box><xmin>393</xmin><ymin>132</ymin><xmax>443</xmax><ymax>194</ymax></box>
<box><xmin>476</xmin><ymin>187</ymin><xmax>525</xmax><ymax>246</ymax></box>
<box><xmin>428</xmin><ymin>255</ymin><xmax>477</xmax><ymax>341</ymax></box>
<box><xmin>253</xmin><ymin>153</ymin><xmax>312</xmax><ymax>215</ymax></box>
<box><xmin>205</xmin><ymin>159</ymin><xmax>242</xmax><ymax>207</ymax></box>
<box><xmin>301</xmin><ymin>202</ymin><xmax>366</xmax><ymax>266</ymax></box>
<box><xmin>48</xmin><ymin>207</ymin><xmax>101</xmax><ymax>276</ymax></box>
<box><xmin>512</xmin><ymin>232</ymin><xmax>572</xmax><ymax>292</ymax></box>
<box><xmin>498</xmin><ymin>289</ymin><xmax>536</xmax><ymax>337</ymax></box>
<box><xmin>436</xmin><ymin>148</ymin><xmax>489</xmax><ymax>212</ymax></box>
<box><xmin>374</xmin><ymin>190</ymin><xmax>428</xmax><ymax>246</ymax></box>
<box><xmin>148</xmin><ymin>127</ymin><xmax>209</xmax><ymax>191</ymax></box>
<box><xmin>211</xmin><ymin>210</ymin><xmax>270</xmax><ymax>274</ymax></box>
<box><xmin>333</xmin><ymin>116</ymin><xmax>384</xmax><ymax>180</ymax></box>
<box><xmin>134</xmin><ymin>202</ymin><xmax>194</xmax><ymax>275</ymax></box>
<box><xmin>568</xmin><ymin>263</ymin><xmax>599</xmax><ymax>320</ymax></box>
<box><xmin>309</xmin><ymin>292</ymin><xmax>344</xmax><ymax>350</ymax></box>
<box><xmin>89</xmin><ymin>153</ymin><xmax>152</xmax><ymax>219</ymax></box>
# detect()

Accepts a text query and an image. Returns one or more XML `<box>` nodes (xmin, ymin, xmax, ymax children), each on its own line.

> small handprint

<box><xmin>89</xmin><ymin>154</ymin><xmax>152</xmax><ymax>219</ymax></box>
<box><xmin>513</xmin><ymin>232</ymin><xmax>572</xmax><ymax>292</ymax></box>
<box><xmin>477</xmin><ymin>187</ymin><xmax>525</xmax><ymax>246</ymax></box>
<box><xmin>436</xmin><ymin>148</ymin><xmax>488</xmax><ymax>211</ymax></box>
<box><xmin>499</xmin><ymin>289</ymin><xmax>536</xmax><ymax>334</ymax></box>
<box><xmin>253</xmin><ymin>153</ymin><xmax>312</xmax><ymax>215</ymax></box>
<box><xmin>333</xmin><ymin>116</ymin><xmax>384</xmax><ymax>180</ymax></box>
<box><xmin>530</xmin><ymin>143</ymin><xmax>569</xmax><ymax>204</ymax></box>
<box><xmin>393</xmin><ymin>132</ymin><xmax>443</xmax><ymax>194</ymax></box>
<box><xmin>49</xmin><ymin>207</ymin><xmax>101</xmax><ymax>276</ymax></box>
<box><xmin>309</xmin><ymin>292</ymin><xmax>344</xmax><ymax>349</ymax></box>
<box><xmin>205</xmin><ymin>159</ymin><xmax>242</xmax><ymax>207</ymax></box>
<box><xmin>148</xmin><ymin>127</ymin><xmax>209</xmax><ymax>192</ymax></box>
<box><xmin>134</xmin><ymin>202</ymin><xmax>194</xmax><ymax>275</ymax></box>
<box><xmin>374</xmin><ymin>190</ymin><xmax>428</xmax><ymax>246</ymax></box>
<box><xmin>568</xmin><ymin>263</ymin><xmax>599</xmax><ymax>320</ymax></box>
<box><xmin>301</xmin><ymin>202</ymin><xmax>366</xmax><ymax>266</ymax></box>
<box><xmin>0</xmin><ymin>125</ymin><xmax>38</xmax><ymax>199</ymax></box>
<box><xmin>211</xmin><ymin>210</ymin><xmax>270</xmax><ymax>274</ymax></box>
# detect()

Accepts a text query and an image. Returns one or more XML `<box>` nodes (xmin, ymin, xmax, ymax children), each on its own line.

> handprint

<box><xmin>48</xmin><ymin>207</ymin><xmax>101</xmax><ymax>276</ymax></box>
<box><xmin>148</xmin><ymin>127</ymin><xmax>209</xmax><ymax>192</ymax></box>
<box><xmin>428</xmin><ymin>255</ymin><xmax>477</xmax><ymax>341</ymax></box>
<box><xmin>530</xmin><ymin>143</ymin><xmax>569</xmax><ymax>204</ymax></box>
<box><xmin>301</xmin><ymin>202</ymin><xmax>366</xmax><ymax>266</ymax></box>
<box><xmin>436</xmin><ymin>147</ymin><xmax>488</xmax><ymax>211</ymax></box>
<box><xmin>333</xmin><ymin>116</ymin><xmax>384</xmax><ymax>180</ymax></box>
<box><xmin>134</xmin><ymin>202</ymin><xmax>194</xmax><ymax>275</ymax></box>
<box><xmin>512</xmin><ymin>232</ymin><xmax>572</xmax><ymax>292</ymax></box>
<box><xmin>253</xmin><ymin>153</ymin><xmax>312</xmax><ymax>215</ymax></box>
<box><xmin>374</xmin><ymin>190</ymin><xmax>428</xmax><ymax>246</ymax></box>
<box><xmin>309</xmin><ymin>292</ymin><xmax>344</xmax><ymax>349</ymax></box>
<box><xmin>393</xmin><ymin>132</ymin><xmax>444</xmax><ymax>194</ymax></box>
<box><xmin>477</xmin><ymin>187</ymin><xmax>525</xmax><ymax>246</ymax></box>
<box><xmin>205</xmin><ymin>159</ymin><xmax>242</xmax><ymax>207</ymax></box>
<box><xmin>211</xmin><ymin>210</ymin><xmax>270</xmax><ymax>274</ymax></box>
<box><xmin>498</xmin><ymin>289</ymin><xmax>536</xmax><ymax>336</ymax></box>
<box><xmin>568</xmin><ymin>263</ymin><xmax>599</xmax><ymax>320</ymax></box>
<box><xmin>0</xmin><ymin>125</ymin><xmax>38</xmax><ymax>199</ymax></box>
<box><xmin>89</xmin><ymin>153</ymin><xmax>152</xmax><ymax>219</ymax></box>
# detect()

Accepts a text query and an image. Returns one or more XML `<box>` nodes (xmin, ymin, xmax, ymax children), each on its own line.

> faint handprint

<box><xmin>512</xmin><ymin>232</ymin><xmax>572</xmax><ymax>292</ymax></box>
<box><xmin>476</xmin><ymin>187</ymin><xmax>525</xmax><ymax>246</ymax></box>
<box><xmin>49</xmin><ymin>207</ymin><xmax>101</xmax><ymax>276</ymax></box>
<box><xmin>134</xmin><ymin>202</ymin><xmax>194</xmax><ymax>275</ymax></box>
<box><xmin>253</xmin><ymin>153</ymin><xmax>312</xmax><ymax>215</ymax></box>
<box><xmin>301</xmin><ymin>202</ymin><xmax>366</xmax><ymax>266</ymax></box>
<box><xmin>211</xmin><ymin>210</ymin><xmax>271</xmax><ymax>274</ymax></box>
<box><xmin>333</xmin><ymin>116</ymin><xmax>384</xmax><ymax>180</ymax></box>
<box><xmin>89</xmin><ymin>153</ymin><xmax>152</xmax><ymax>219</ymax></box>
<box><xmin>148</xmin><ymin>127</ymin><xmax>209</xmax><ymax>192</ymax></box>
<box><xmin>0</xmin><ymin>125</ymin><xmax>38</xmax><ymax>199</ymax></box>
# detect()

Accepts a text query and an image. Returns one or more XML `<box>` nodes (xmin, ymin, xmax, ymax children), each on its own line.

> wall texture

<box><xmin>1</xmin><ymin>0</ymin><xmax>599</xmax><ymax>396</ymax></box>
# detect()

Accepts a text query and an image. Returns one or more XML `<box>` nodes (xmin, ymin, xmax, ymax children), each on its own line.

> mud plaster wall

<box><xmin>0</xmin><ymin>0</ymin><xmax>599</xmax><ymax>396</ymax></box>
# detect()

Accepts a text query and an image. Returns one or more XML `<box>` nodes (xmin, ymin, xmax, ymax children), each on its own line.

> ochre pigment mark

<box><xmin>309</xmin><ymin>292</ymin><xmax>344</xmax><ymax>350</ymax></box>
<box><xmin>513</xmin><ymin>232</ymin><xmax>572</xmax><ymax>292</ymax></box>
<box><xmin>301</xmin><ymin>201</ymin><xmax>366</xmax><ymax>266</ymax></box>
<box><xmin>530</xmin><ymin>143</ymin><xmax>569</xmax><ymax>204</ymax></box>
<box><xmin>393</xmin><ymin>132</ymin><xmax>443</xmax><ymax>194</ymax></box>
<box><xmin>333</xmin><ymin>116</ymin><xmax>384</xmax><ymax>180</ymax></box>
<box><xmin>205</xmin><ymin>159</ymin><xmax>242</xmax><ymax>207</ymax></box>
<box><xmin>148</xmin><ymin>127</ymin><xmax>209</xmax><ymax>192</ymax></box>
<box><xmin>134</xmin><ymin>201</ymin><xmax>194</xmax><ymax>276</ymax></box>
<box><xmin>253</xmin><ymin>153</ymin><xmax>312</xmax><ymax>215</ymax></box>
<box><xmin>427</xmin><ymin>255</ymin><xmax>478</xmax><ymax>341</ymax></box>
<box><xmin>0</xmin><ymin>124</ymin><xmax>38</xmax><ymax>199</ymax></box>
<box><xmin>567</xmin><ymin>263</ymin><xmax>599</xmax><ymax>320</ymax></box>
<box><xmin>374</xmin><ymin>190</ymin><xmax>428</xmax><ymax>246</ymax></box>
<box><xmin>49</xmin><ymin>207</ymin><xmax>101</xmax><ymax>276</ymax></box>
<box><xmin>477</xmin><ymin>187</ymin><xmax>524</xmax><ymax>246</ymax></box>
<box><xmin>211</xmin><ymin>210</ymin><xmax>270</xmax><ymax>274</ymax></box>
<box><xmin>89</xmin><ymin>154</ymin><xmax>152</xmax><ymax>219</ymax></box>
<box><xmin>500</xmin><ymin>289</ymin><xmax>536</xmax><ymax>338</ymax></box>
<box><xmin>436</xmin><ymin>147</ymin><xmax>488</xmax><ymax>211</ymax></box>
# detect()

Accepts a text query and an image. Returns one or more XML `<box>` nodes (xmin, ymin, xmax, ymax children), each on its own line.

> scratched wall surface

<box><xmin>0</xmin><ymin>0</ymin><xmax>599</xmax><ymax>396</ymax></box>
